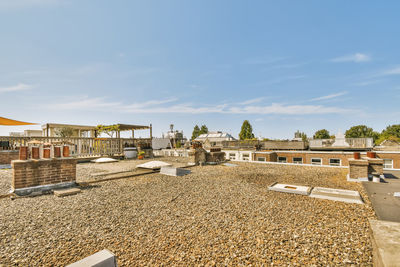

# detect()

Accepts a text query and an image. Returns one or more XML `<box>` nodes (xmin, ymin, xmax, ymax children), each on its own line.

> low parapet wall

<box><xmin>0</xmin><ymin>150</ymin><xmax>19</xmax><ymax>164</ymax></box>
<box><xmin>12</xmin><ymin>158</ymin><xmax>77</xmax><ymax>191</ymax></box>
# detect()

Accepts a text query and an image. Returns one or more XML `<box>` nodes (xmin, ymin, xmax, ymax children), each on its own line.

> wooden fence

<box><xmin>0</xmin><ymin>136</ymin><xmax>152</xmax><ymax>158</ymax></box>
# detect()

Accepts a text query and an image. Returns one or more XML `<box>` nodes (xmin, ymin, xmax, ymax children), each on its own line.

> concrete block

<box><xmin>137</xmin><ymin>161</ymin><xmax>171</xmax><ymax>170</ymax></box>
<box><xmin>54</xmin><ymin>187</ymin><xmax>81</xmax><ymax>197</ymax></box>
<box><xmin>91</xmin><ymin>157</ymin><xmax>118</xmax><ymax>163</ymax></box>
<box><xmin>268</xmin><ymin>183</ymin><xmax>311</xmax><ymax>196</ymax></box>
<box><xmin>370</xmin><ymin>219</ymin><xmax>400</xmax><ymax>267</ymax></box>
<box><xmin>67</xmin><ymin>249</ymin><xmax>117</xmax><ymax>267</ymax></box>
<box><xmin>160</xmin><ymin>166</ymin><xmax>191</xmax><ymax>176</ymax></box>
<box><xmin>310</xmin><ymin>187</ymin><xmax>364</xmax><ymax>204</ymax></box>
<box><xmin>223</xmin><ymin>163</ymin><xmax>237</xmax><ymax>167</ymax></box>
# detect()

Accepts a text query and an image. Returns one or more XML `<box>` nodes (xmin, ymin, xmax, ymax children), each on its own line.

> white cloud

<box><xmin>227</xmin><ymin>103</ymin><xmax>351</xmax><ymax>115</ymax></box>
<box><xmin>50</xmin><ymin>96</ymin><xmax>351</xmax><ymax>115</ymax></box>
<box><xmin>239</xmin><ymin>97</ymin><xmax>265</xmax><ymax>105</ymax></box>
<box><xmin>310</xmin><ymin>92</ymin><xmax>348</xmax><ymax>102</ymax></box>
<box><xmin>380</xmin><ymin>67</ymin><xmax>400</xmax><ymax>76</ymax></box>
<box><xmin>331</xmin><ymin>53</ymin><xmax>371</xmax><ymax>63</ymax></box>
<box><xmin>0</xmin><ymin>83</ymin><xmax>33</xmax><ymax>93</ymax></box>
<box><xmin>352</xmin><ymin>80</ymin><xmax>382</xmax><ymax>87</ymax></box>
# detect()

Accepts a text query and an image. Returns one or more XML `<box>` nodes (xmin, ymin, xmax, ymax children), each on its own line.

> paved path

<box><xmin>363</xmin><ymin>171</ymin><xmax>400</xmax><ymax>222</ymax></box>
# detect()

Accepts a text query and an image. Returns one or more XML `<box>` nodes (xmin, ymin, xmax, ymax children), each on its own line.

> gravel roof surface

<box><xmin>0</xmin><ymin>160</ymin><xmax>375</xmax><ymax>266</ymax></box>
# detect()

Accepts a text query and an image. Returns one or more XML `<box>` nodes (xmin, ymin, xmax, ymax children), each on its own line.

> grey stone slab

<box><xmin>223</xmin><ymin>163</ymin><xmax>237</xmax><ymax>167</ymax></box>
<box><xmin>160</xmin><ymin>166</ymin><xmax>191</xmax><ymax>177</ymax></box>
<box><xmin>310</xmin><ymin>187</ymin><xmax>363</xmax><ymax>204</ymax></box>
<box><xmin>54</xmin><ymin>188</ymin><xmax>81</xmax><ymax>197</ymax></box>
<box><xmin>363</xmin><ymin>176</ymin><xmax>400</xmax><ymax>222</ymax></box>
<box><xmin>67</xmin><ymin>249</ymin><xmax>117</xmax><ymax>267</ymax></box>
<box><xmin>268</xmin><ymin>183</ymin><xmax>311</xmax><ymax>196</ymax></box>
<box><xmin>91</xmin><ymin>157</ymin><xmax>118</xmax><ymax>163</ymax></box>
<box><xmin>370</xmin><ymin>219</ymin><xmax>400</xmax><ymax>267</ymax></box>
<box><xmin>137</xmin><ymin>161</ymin><xmax>172</xmax><ymax>170</ymax></box>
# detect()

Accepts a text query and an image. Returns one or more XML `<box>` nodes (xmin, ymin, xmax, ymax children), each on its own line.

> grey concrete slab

<box><xmin>67</xmin><ymin>249</ymin><xmax>117</xmax><ymax>267</ymax></box>
<box><xmin>160</xmin><ymin>166</ymin><xmax>191</xmax><ymax>177</ymax></box>
<box><xmin>268</xmin><ymin>183</ymin><xmax>311</xmax><ymax>196</ymax></box>
<box><xmin>310</xmin><ymin>187</ymin><xmax>363</xmax><ymax>204</ymax></box>
<box><xmin>137</xmin><ymin>161</ymin><xmax>171</xmax><ymax>170</ymax></box>
<box><xmin>363</xmin><ymin>171</ymin><xmax>400</xmax><ymax>222</ymax></box>
<box><xmin>370</xmin><ymin>219</ymin><xmax>400</xmax><ymax>267</ymax></box>
<box><xmin>54</xmin><ymin>188</ymin><xmax>81</xmax><ymax>197</ymax></box>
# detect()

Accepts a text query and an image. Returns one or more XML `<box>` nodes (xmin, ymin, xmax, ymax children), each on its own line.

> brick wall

<box><xmin>274</xmin><ymin>152</ymin><xmax>353</xmax><ymax>166</ymax></box>
<box><xmin>0</xmin><ymin>150</ymin><xmax>19</xmax><ymax>164</ymax></box>
<box><xmin>253</xmin><ymin>152</ymin><xmax>277</xmax><ymax>162</ymax></box>
<box><xmin>348</xmin><ymin>159</ymin><xmax>369</xmax><ymax>178</ymax></box>
<box><xmin>376</xmin><ymin>153</ymin><xmax>400</xmax><ymax>169</ymax></box>
<box><xmin>368</xmin><ymin>158</ymin><xmax>384</xmax><ymax>175</ymax></box>
<box><xmin>12</xmin><ymin>158</ymin><xmax>76</xmax><ymax>190</ymax></box>
<box><xmin>206</xmin><ymin>151</ymin><xmax>226</xmax><ymax>162</ymax></box>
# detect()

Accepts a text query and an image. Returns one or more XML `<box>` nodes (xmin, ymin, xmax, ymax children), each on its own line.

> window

<box><xmin>242</xmin><ymin>153</ymin><xmax>250</xmax><ymax>161</ymax></box>
<box><xmin>311</xmin><ymin>158</ymin><xmax>322</xmax><ymax>165</ymax></box>
<box><xmin>329</xmin><ymin>158</ymin><xmax>341</xmax><ymax>166</ymax></box>
<box><xmin>278</xmin><ymin>157</ymin><xmax>287</xmax><ymax>163</ymax></box>
<box><xmin>293</xmin><ymin>157</ymin><xmax>303</xmax><ymax>164</ymax></box>
<box><xmin>257</xmin><ymin>157</ymin><xmax>266</xmax><ymax>162</ymax></box>
<box><xmin>384</xmin><ymin>159</ymin><xmax>393</xmax><ymax>169</ymax></box>
<box><xmin>229</xmin><ymin>153</ymin><xmax>236</xmax><ymax>160</ymax></box>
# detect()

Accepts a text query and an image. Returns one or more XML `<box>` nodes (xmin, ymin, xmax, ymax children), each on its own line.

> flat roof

<box><xmin>117</xmin><ymin>124</ymin><xmax>150</xmax><ymax>131</ymax></box>
<box><xmin>41</xmin><ymin>123</ymin><xmax>150</xmax><ymax>131</ymax></box>
<box><xmin>41</xmin><ymin>123</ymin><xmax>96</xmax><ymax>130</ymax></box>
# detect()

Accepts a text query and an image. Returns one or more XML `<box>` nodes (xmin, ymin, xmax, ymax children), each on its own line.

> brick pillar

<box><xmin>32</xmin><ymin>147</ymin><xmax>40</xmax><ymax>159</ymax></box>
<box><xmin>54</xmin><ymin>146</ymin><xmax>61</xmax><ymax>158</ymax></box>
<box><xmin>19</xmin><ymin>146</ymin><xmax>28</xmax><ymax>160</ymax></box>
<box><xmin>368</xmin><ymin>158</ymin><xmax>384</xmax><ymax>176</ymax></box>
<box><xmin>63</xmin><ymin>146</ymin><xmax>70</xmax><ymax>157</ymax></box>
<box><xmin>43</xmin><ymin>148</ymin><xmax>51</xmax><ymax>158</ymax></box>
<box><xmin>348</xmin><ymin>159</ymin><xmax>369</xmax><ymax>179</ymax></box>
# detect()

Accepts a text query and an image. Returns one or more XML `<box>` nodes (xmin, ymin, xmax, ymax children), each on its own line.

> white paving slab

<box><xmin>268</xmin><ymin>183</ymin><xmax>311</xmax><ymax>196</ymax></box>
<box><xmin>67</xmin><ymin>249</ymin><xmax>117</xmax><ymax>267</ymax></box>
<box><xmin>137</xmin><ymin>160</ymin><xmax>172</xmax><ymax>170</ymax></box>
<box><xmin>223</xmin><ymin>163</ymin><xmax>237</xmax><ymax>167</ymax></box>
<box><xmin>91</xmin><ymin>157</ymin><xmax>118</xmax><ymax>163</ymax></box>
<box><xmin>310</xmin><ymin>187</ymin><xmax>363</xmax><ymax>204</ymax></box>
<box><xmin>160</xmin><ymin>166</ymin><xmax>191</xmax><ymax>176</ymax></box>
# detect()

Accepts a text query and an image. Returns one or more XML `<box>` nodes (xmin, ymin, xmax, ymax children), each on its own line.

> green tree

<box><xmin>345</xmin><ymin>125</ymin><xmax>380</xmax><ymax>142</ymax></box>
<box><xmin>239</xmin><ymin>120</ymin><xmax>255</xmax><ymax>140</ymax></box>
<box><xmin>376</xmin><ymin>124</ymin><xmax>400</xmax><ymax>144</ymax></box>
<box><xmin>199</xmin><ymin>125</ymin><xmax>208</xmax><ymax>135</ymax></box>
<box><xmin>54</xmin><ymin>127</ymin><xmax>74</xmax><ymax>138</ymax></box>
<box><xmin>191</xmin><ymin>125</ymin><xmax>200</xmax><ymax>140</ymax></box>
<box><xmin>96</xmin><ymin>124</ymin><xmax>120</xmax><ymax>138</ymax></box>
<box><xmin>294</xmin><ymin>130</ymin><xmax>308</xmax><ymax>142</ymax></box>
<box><xmin>313</xmin><ymin>129</ymin><xmax>331</xmax><ymax>139</ymax></box>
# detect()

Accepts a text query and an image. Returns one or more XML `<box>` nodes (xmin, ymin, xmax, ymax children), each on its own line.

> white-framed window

<box><xmin>311</xmin><ymin>158</ymin><xmax>322</xmax><ymax>165</ymax></box>
<box><xmin>329</xmin><ymin>158</ymin><xmax>341</xmax><ymax>166</ymax></box>
<box><xmin>383</xmin><ymin>159</ymin><xmax>393</xmax><ymax>169</ymax></box>
<box><xmin>229</xmin><ymin>153</ymin><xmax>236</xmax><ymax>160</ymax></box>
<box><xmin>257</xmin><ymin>157</ymin><xmax>266</xmax><ymax>162</ymax></box>
<box><xmin>293</xmin><ymin>157</ymin><xmax>303</xmax><ymax>164</ymax></box>
<box><xmin>278</xmin><ymin>157</ymin><xmax>287</xmax><ymax>163</ymax></box>
<box><xmin>242</xmin><ymin>153</ymin><xmax>250</xmax><ymax>161</ymax></box>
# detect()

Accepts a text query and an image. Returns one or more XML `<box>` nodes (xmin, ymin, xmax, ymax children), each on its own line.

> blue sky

<box><xmin>1</xmin><ymin>0</ymin><xmax>400</xmax><ymax>139</ymax></box>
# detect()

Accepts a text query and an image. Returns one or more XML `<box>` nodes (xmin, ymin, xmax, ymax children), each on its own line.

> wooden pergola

<box><xmin>115</xmin><ymin>123</ymin><xmax>152</xmax><ymax>139</ymax></box>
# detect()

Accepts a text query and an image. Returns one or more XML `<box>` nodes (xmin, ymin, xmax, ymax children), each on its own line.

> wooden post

<box><xmin>150</xmin><ymin>124</ymin><xmax>152</xmax><ymax>139</ymax></box>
